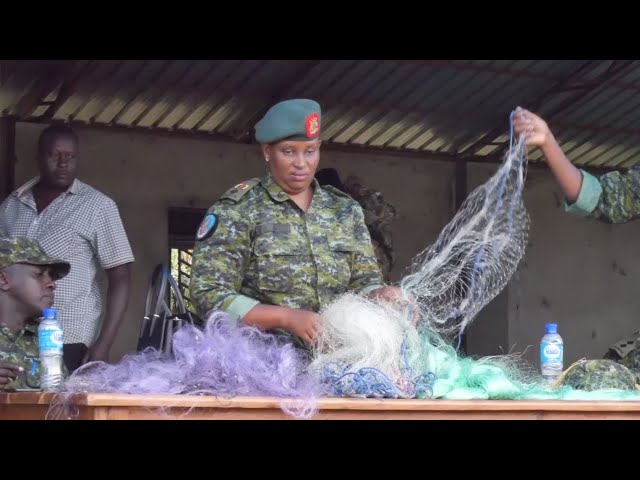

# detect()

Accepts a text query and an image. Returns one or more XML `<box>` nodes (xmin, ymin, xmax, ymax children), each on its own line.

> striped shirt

<box><xmin>0</xmin><ymin>177</ymin><xmax>134</xmax><ymax>345</ymax></box>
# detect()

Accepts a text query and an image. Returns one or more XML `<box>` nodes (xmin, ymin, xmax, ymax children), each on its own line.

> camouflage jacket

<box><xmin>190</xmin><ymin>174</ymin><xmax>384</xmax><ymax>322</ymax></box>
<box><xmin>565</xmin><ymin>165</ymin><xmax>640</xmax><ymax>223</ymax></box>
<box><xmin>343</xmin><ymin>176</ymin><xmax>397</xmax><ymax>282</ymax></box>
<box><xmin>0</xmin><ymin>321</ymin><xmax>43</xmax><ymax>390</ymax></box>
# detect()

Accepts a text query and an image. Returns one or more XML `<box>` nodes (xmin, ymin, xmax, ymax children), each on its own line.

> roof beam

<box><xmin>552</xmin><ymin>120</ymin><xmax>640</xmax><ymax>137</ymax></box>
<box><xmin>109</xmin><ymin>60</ymin><xmax>175</xmax><ymax>124</ymax></box>
<box><xmin>129</xmin><ymin>61</ymin><xmax>195</xmax><ymax>126</ymax></box>
<box><xmin>40</xmin><ymin>61</ymin><xmax>99</xmax><ymax>121</ymax></box>
<box><xmin>191</xmin><ymin>62</ymin><xmax>267</xmax><ymax>131</ymax></box>
<box><xmin>460</xmin><ymin>60</ymin><xmax>636</xmax><ymax>158</ymax></box>
<box><xmin>149</xmin><ymin>62</ymin><xmax>224</xmax><ymax>129</ymax></box>
<box><xmin>11</xmin><ymin>61</ymin><xmax>77</xmax><ymax>118</ymax></box>
<box><xmin>18</xmin><ymin>115</ymin><xmax>628</xmax><ymax>175</ymax></box>
<box><xmin>18</xmin><ymin>115</ymin><xmax>491</xmax><ymax>163</ymax></box>
<box><xmin>399</xmin><ymin>59</ymin><xmax>561</xmax><ymax>81</ymax></box>
<box><xmin>234</xmin><ymin>60</ymin><xmax>324</xmax><ymax>140</ymax></box>
<box><xmin>459</xmin><ymin>60</ymin><xmax>601</xmax><ymax>156</ymax></box>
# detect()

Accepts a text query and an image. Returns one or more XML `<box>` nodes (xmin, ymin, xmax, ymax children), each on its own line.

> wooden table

<box><xmin>2</xmin><ymin>392</ymin><xmax>640</xmax><ymax>419</ymax></box>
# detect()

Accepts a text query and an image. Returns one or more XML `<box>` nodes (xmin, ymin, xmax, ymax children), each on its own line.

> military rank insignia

<box><xmin>306</xmin><ymin>112</ymin><xmax>320</xmax><ymax>138</ymax></box>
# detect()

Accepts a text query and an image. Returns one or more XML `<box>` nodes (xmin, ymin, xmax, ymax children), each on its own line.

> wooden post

<box><xmin>0</xmin><ymin>117</ymin><xmax>16</xmax><ymax>202</ymax></box>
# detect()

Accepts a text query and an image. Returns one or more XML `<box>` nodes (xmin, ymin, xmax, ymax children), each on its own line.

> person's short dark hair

<box><xmin>37</xmin><ymin>124</ymin><xmax>79</xmax><ymax>157</ymax></box>
<box><xmin>315</xmin><ymin>168</ymin><xmax>345</xmax><ymax>191</ymax></box>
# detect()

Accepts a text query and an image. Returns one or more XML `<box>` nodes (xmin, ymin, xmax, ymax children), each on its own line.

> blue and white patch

<box><xmin>196</xmin><ymin>213</ymin><xmax>218</xmax><ymax>241</ymax></box>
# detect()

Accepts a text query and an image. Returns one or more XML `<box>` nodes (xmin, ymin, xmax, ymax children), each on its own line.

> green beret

<box><xmin>254</xmin><ymin>99</ymin><xmax>321</xmax><ymax>144</ymax></box>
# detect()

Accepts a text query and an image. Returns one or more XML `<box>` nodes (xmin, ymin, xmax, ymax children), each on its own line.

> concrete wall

<box><xmin>12</xmin><ymin>122</ymin><xmax>640</xmax><ymax>371</ymax></box>
<box><xmin>466</xmin><ymin>162</ymin><xmax>640</xmax><ymax>370</ymax></box>
<box><xmin>506</xmin><ymin>166</ymin><xmax>640</xmax><ymax>368</ymax></box>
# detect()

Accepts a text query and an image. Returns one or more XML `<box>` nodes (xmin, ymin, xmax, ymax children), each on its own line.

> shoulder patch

<box><xmin>220</xmin><ymin>178</ymin><xmax>260</xmax><ymax>203</ymax></box>
<box><xmin>196</xmin><ymin>213</ymin><xmax>219</xmax><ymax>241</ymax></box>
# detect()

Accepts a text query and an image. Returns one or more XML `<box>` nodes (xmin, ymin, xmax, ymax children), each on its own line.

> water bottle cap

<box><xmin>545</xmin><ymin>323</ymin><xmax>558</xmax><ymax>334</ymax></box>
<box><xmin>42</xmin><ymin>308</ymin><xmax>56</xmax><ymax>320</ymax></box>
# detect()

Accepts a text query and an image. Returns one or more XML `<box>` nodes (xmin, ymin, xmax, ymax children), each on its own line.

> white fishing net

<box><xmin>400</xmin><ymin>131</ymin><xmax>530</xmax><ymax>339</ymax></box>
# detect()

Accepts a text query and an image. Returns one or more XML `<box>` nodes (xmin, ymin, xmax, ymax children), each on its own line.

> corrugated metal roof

<box><xmin>1</xmin><ymin>59</ymin><xmax>639</xmax><ymax>169</ymax></box>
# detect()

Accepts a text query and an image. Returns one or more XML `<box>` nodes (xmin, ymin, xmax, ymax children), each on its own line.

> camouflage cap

<box><xmin>558</xmin><ymin>359</ymin><xmax>637</xmax><ymax>391</ymax></box>
<box><xmin>0</xmin><ymin>237</ymin><xmax>70</xmax><ymax>280</ymax></box>
<box><xmin>255</xmin><ymin>99</ymin><xmax>321</xmax><ymax>144</ymax></box>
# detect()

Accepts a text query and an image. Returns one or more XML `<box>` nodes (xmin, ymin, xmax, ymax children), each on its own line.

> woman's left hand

<box><xmin>367</xmin><ymin>286</ymin><xmax>420</xmax><ymax>324</ymax></box>
<box><xmin>368</xmin><ymin>286</ymin><xmax>404</xmax><ymax>303</ymax></box>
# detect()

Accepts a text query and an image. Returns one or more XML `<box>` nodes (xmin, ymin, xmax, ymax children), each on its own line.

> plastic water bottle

<box><xmin>38</xmin><ymin>308</ymin><xmax>65</xmax><ymax>391</ymax></box>
<box><xmin>540</xmin><ymin>323</ymin><xmax>563</xmax><ymax>383</ymax></box>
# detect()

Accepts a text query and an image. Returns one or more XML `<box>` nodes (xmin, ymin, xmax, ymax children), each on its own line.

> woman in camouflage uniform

<box><xmin>190</xmin><ymin>99</ymin><xmax>404</xmax><ymax>347</ymax></box>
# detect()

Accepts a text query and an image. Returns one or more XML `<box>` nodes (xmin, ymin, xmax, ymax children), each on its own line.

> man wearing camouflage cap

<box><xmin>190</xmin><ymin>99</ymin><xmax>406</xmax><ymax>347</ymax></box>
<box><xmin>0</xmin><ymin>237</ymin><xmax>70</xmax><ymax>390</ymax></box>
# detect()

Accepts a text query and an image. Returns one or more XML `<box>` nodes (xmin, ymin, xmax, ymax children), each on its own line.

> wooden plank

<box><xmin>4</xmin><ymin>391</ymin><xmax>640</xmax><ymax>411</ymax></box>
<box><xmin>2</xmin><ymin>393</ymin><xmax>640</xmax><ymax>420</ymax></box>
<box><xmin>3</xmin><ymin>403</ymin><xmax>640</xmax><ymax>420</ymax></box>
<box><xmin>67</xmin><ymin>406</ymin><xmax>640</xmax><ymax>420</ymax></box>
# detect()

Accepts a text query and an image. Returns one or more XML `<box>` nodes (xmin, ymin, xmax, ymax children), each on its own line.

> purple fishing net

<box><xmin>61</xmin><ymin>312</ymin><xmax>324</xmax><ymax>418</ymax></box>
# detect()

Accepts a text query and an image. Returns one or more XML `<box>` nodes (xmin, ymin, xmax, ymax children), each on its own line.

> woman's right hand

<box><xmin>512</xmin><ymin>106</ymin><xmax>582</xmax><ymax>203</ymax></box>
<box><xmin>282</xmin><ymin>309</ymin><xmax>320</xmax><ymax>345</ymax></box>
<box><xmin>0</xmin><ymin>362</ymin><xmax>22</xmax><ymax>389</ymax></box>
<box><xmin>512</xmin><ymin>106</ymin><xmax>554</xmax><ymax>149</ymax></box>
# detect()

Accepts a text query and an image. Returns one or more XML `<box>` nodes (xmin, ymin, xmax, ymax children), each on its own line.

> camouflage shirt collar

<box><xmin>260</xmin><ymin>174</ymin><xmax>289</xmax><ymax>202</ymax></box>
<box><xmin>0</xmin><ymin>322</ymin><xmax>26</xmax><ymax>342</ymax></box>
<box><xmin>24</xmin><ymin>319</ymin><xmax>38</xmax><ymax>334</ymax></box>
<box><xmin>260</xmin><ymin>174</ymin><xmax>324</xmax><ymax>204</ymax></box>
<box><xmin>312</xmin><ymin>182</ymin><xmax>334</xmax><ymax>208</ymax></box>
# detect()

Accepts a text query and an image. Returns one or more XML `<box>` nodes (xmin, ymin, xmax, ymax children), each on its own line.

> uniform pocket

<box><xmin>325</xmin><ymin>233</ymin><xmax>356</xmax><ymax>293</ymax></box>
<box><xmin>253</xmin><ymin>223</ymin><xmax>306</xmax><ymax>293</ymax></box>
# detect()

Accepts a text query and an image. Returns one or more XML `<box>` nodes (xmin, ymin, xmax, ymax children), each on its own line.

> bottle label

<box><xmin>540</xmin><ymin>341</ymin><xmax>563</xmax><ymax>374</ymax></box>
<box><xmin>39</xmin><ymin>328</ymin><xmax>63</xmax><ymax>352</ymax></box>
<box><xmin>541</xmin><ymin>343</ymin><xmax>562</xmax><ymax>361</ymax></box>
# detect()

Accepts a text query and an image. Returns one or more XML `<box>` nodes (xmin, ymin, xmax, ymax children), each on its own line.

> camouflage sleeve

<box><xmin>565</xmin><ymin>167</ymin><xmax>640</xmax><ymax>223</ymax></box>
<box><xmin>0</xmin><ymin>332</ymin><xmax>41</xmax><ymax>390</ymax></box>
<box><xmin>189</xmin><ymin>202</ymin><xmax>259</xmax><ymax>321</ymax></box>
<box><xmin>348</xmin><ymin>204</ymin><xmax>385</xmax><ymax>294</ymax></box>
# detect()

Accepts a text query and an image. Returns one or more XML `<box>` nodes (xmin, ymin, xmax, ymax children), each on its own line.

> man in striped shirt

<box><xmin>0</xmin><ymin>124</ymin><xmax>134</xmax><ymax>371</ymax></box>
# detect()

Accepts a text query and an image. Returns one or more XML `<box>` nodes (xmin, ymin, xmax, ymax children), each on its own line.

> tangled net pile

<box><xmin>310</xmin><ymin>294</ymin><xmax>435</xmax><ymax>399</ymax></box>
<box><xmin>53</xmin><ymin>112</ymin><xmax>640</xmax><ymax>419</ymax></box>
<box><xmin>50</xmin><ymin>312</ymin><xmax>323</xmax><ymax>419</ymax></box>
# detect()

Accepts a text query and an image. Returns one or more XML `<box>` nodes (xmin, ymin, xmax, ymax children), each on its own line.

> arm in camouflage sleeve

<box><xmin>541</xmin><ymin>134</ymin><xmax>640</xmax><ymax>223</ymax></box>
<box><xmin>348</xmin><ymin>204</ymin><xmax>385</xmax><ymax>294</ymax></box>
<box><xmin>511</xmin><ymin>107</ymin><xmax>640</xmax><ymax>224</ymax></box>
<box><xmin>564</xmin><ymin>167</ymin><xmax>640</xmax><ymax>224</ymax></box>
<box><xmin>540</xmin><ymin>132</ymin><xmax>640</xmax><ymax>222</ymax></box>
<box><xmin>190</xmin><ymin>202</ymin><xmax>260</xmax><ymax>321</ymax></box>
